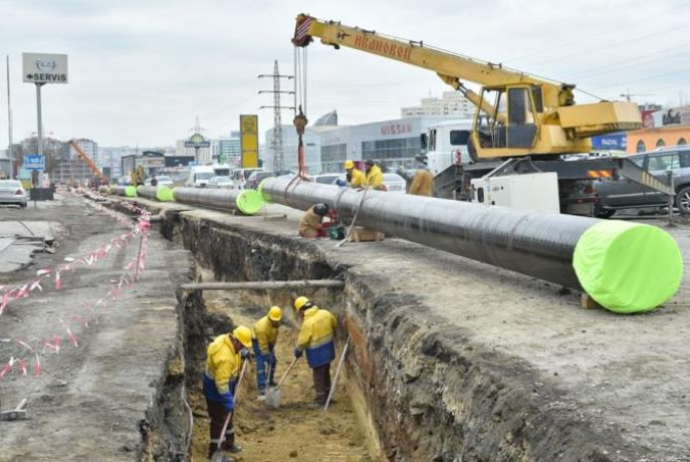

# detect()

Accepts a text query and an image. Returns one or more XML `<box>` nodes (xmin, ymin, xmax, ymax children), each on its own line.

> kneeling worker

<box><xmin>252</xmin><ymin>306</ymin><xmax>282</xmax><ymax>399</ymax></box>
<box><xmin>364</xmin><ymin>159</ymin><xmax>384</xmax><ymax>190</ymax></box>
<box><xmin>293</xmin><ymin>296</ymin><xmax>337</xmax><ymax>407</ymax></box>
<box><xmin>298</xmin><ymin>203</ymin><xmax>330</xmax><ymax>238</ymax></box>
<box><xmin>203</xmin><ymin>325</ymin><xmax>252</xmax><ymax>458</ymax></box>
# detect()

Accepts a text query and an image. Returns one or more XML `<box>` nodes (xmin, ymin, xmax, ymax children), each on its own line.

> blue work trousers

<box><xmin>252</xmin><ymin>339</ymin><xmax>277</xmax><ymax>393</ymax></box>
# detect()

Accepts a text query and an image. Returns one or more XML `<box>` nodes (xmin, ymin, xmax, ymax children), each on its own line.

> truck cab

<box><xmin>422</xmin><ymin>120</ymin><xmax>473</xmax><ymax>176</ymax></box>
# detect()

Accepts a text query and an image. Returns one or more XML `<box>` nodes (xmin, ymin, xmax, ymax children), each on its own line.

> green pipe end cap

<box><xmin>573</xmin><ymin>221</ymin><xmax>683</xmax><ymax>314</ymax></box>
<box><xmin>125</xmin><ymin>185</ymin><xmax>138</xmax><ymax>197</ymax></box>
<box><xmin>258</xmin><ymin>178</ymin><xmax>271</xmax><ymax>201</ymax></box>
<box><xmin>236</xmin><ymin>189</ymin><xmax>265</xmax><ymax>215</ymax></box>
<box><xmin>156</xmin><ymin>186</ymin><xmax>174</xmax><ymax>202</ymax></box>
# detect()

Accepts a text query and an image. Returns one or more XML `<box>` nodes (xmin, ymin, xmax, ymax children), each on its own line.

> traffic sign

<box><xmin>23</xmin><ymin>53</ymin><xmax>68</xmax><ymax>84</ymax></box>
<box><xmin>25</xmin><ymin>155</ymin><xmax>45</xmax><ymax>171</ymax></box>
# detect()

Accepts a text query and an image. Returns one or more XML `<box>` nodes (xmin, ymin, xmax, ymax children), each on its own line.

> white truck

<box><xmin>185</xmin><ymin>165</ymin><xmax>216</xmax><ymax>188</ymax></box>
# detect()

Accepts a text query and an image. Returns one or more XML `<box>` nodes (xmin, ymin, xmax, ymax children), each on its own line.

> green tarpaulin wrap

<box><xmin>573</xmin><ymin>221</ymin><xmax>683</xmax><ymax>314</ymax></box>
<box><xmin>236</xmin><ymin>190</ymin><xmax>265</xmax><ymax>215</ymax></box>
<box><xmin>156</xmin><ymin>186</ymin><xmax>174</xmax><ymax>202</ymax></box>
<box><xmin>125</xmin><ymin>186</ymin><xmax>137</xmax><ymax>197</ymax></box>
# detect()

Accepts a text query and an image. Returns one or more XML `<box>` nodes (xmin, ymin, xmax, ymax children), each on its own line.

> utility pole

<box><xmin>6</xmin><ymin>55</ymin><xmax>13</xmax><ymax>179</ymax></box>
<box><xmin>259</xmin><ymin>61</ymin><xmax>294</xmax><ymax>172</ymax></box>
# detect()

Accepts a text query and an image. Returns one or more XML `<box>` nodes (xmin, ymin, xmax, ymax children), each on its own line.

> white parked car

<box><xmin>313</xmin><ymin>174</ymin><xmax>341</xmax><ymax>185</ymax></box>
<box><xmin>383</xmin><ymin>173</ymin><xmax>407</xmax><ymax>193</ymax></box>
<box><xmin>0</xmin><ymin>180</ymin><xmax>28</xmax><ymax>208</ymax></box>
<box><xmin>207</xmin><ymin>176</ymin><xmax>234</xmax><ymax>189</ymax></box>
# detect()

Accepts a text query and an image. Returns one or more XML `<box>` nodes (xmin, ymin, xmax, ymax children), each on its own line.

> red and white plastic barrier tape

<box><xmin>0</xmin><ymin>191</ymin><xmax>151</xmax><ymax>381</ymax></box>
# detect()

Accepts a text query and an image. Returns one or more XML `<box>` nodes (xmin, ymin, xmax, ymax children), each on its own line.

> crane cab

<box><xmin>471</xmin><ymin>85</ymin><xmax>544</xmax><ymax>159</ymax></box>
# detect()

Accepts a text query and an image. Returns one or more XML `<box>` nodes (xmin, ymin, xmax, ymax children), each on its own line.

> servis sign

<box><xmin>22</xmin><ymin>53</ymin><xmax>68</xmax><ymax>84</ymax></box>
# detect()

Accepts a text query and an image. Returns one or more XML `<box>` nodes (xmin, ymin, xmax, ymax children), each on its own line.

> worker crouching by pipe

<box><xmin>293</xmin><ymin>296</ymin><xmax>337</xmax><ymax>408</ymax></box>
<box><xmin>298</xmin><ymin>203</ymin><xmax>330</xmax><ymax>238</ymax></box>
<box><xmin>203</xmin><ymin>326</ymin><xmax>252</xmax><ymax>457</ymax></box>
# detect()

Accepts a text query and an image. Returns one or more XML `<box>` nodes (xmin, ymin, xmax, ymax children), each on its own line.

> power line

<box><xmin>506</xmin><ymin>0</ymin><xmax>690</xmax><ymax>63</ymax></box>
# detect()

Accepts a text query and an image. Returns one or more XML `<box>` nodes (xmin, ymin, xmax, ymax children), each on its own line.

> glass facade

<box><xmin>321</xmin><ymin>143</ymin><xmax>347</xmax><ymax>173</ymax></box>
<box><xmin>361</xmin><ymin>136</ymin><xmax>420</xmax><ymax>167</ymax></box>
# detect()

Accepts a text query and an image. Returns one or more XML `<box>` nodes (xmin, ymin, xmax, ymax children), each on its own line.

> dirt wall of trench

<box><xmin>157</xmin><ymin>209</ymin><xmax>631</xmax><ymax>462</ymax></box>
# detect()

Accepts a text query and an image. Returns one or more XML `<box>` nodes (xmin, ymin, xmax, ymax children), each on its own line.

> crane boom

<box><xmin>293</xmin><ymin>14</ymin><xmax>642</xmax><ymax>159</ymax></box>
<box><xmin>69</xmin><ymin>140</ymin><xmax>107</xmax><ymax>180</ymax></box>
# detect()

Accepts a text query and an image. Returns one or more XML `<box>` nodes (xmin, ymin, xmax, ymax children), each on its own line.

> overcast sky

<box><xmin>1</xmin><ymin>0</ymin><xmax>689</xmax><ymax>147</ymax></box>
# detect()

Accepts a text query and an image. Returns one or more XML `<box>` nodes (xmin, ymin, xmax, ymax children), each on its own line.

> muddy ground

<box><xmin>186</xmin><ymin>277</ymin><xmax>374</xmax><ymax>462</ymax></box>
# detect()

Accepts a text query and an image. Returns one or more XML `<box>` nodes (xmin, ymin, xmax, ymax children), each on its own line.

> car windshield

<box><xmin>196</xmin><ymin>172</ymin><xmax>214</xmax><ymax>180</ymax></box>
<box><xmin>383</xmin><ymin>174</ymin><xmax>404</xmax><ymax>181</ymax></box>
<box><xmin>0</xmin><ymin>180</ymin><xmax>21</xmax><ymax>188</ymax></box>
<box><xmin>156</xmin><ymin>176</ymin><xmax>171</xmax><ymax>182</ymax></box>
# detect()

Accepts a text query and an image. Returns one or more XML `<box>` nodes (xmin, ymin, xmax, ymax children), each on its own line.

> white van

<box><xmin>186</xmin><ymin>165</ymin><xmax>216</xmax><ymax>188</ymax></box>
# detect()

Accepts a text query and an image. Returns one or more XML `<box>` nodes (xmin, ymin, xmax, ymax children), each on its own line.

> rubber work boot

<box><xmin>227</xmin><ymin>443</ymin><xmax>243</xmax><ymax>454</ymax></box>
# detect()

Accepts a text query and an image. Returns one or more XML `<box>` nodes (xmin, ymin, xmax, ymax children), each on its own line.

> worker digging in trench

<box><xmin>252</xmin><ymin>306</ymin><xmax>282</xmax><ymax>401</ymax></box>
<box><xmin>292</xmin><ymin>296</ymin><xmax>338</xmax><ymax>408</ymax></box>
<box><xmin>202</xmin><ymin>325</ymin><xmax>253</xmax><ymax>459</ymax></box>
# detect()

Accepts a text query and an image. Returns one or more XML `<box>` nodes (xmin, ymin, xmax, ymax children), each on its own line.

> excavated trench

<box><xmin>111</xmin><ymin>198</ymin><xmax>636</xmax><ymax>462</ymax></box>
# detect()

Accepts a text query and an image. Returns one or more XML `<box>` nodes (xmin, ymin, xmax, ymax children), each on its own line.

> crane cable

<box><xmin>293</xmin><ymin>46</ymin><xmax>309</xmax><ymax>179</ymax></box>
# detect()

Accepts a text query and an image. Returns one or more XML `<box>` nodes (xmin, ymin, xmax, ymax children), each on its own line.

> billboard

<box><xmin>23</xmin><ymin>53</ymin><xmax>68</xmax><ymax>84</ymax></box>
<box><xmin>184</xmin><ymin>133</ymin><xmax>210</xmax><ymax>148</ymax></box>
<box><xmin>591</xmin><ymin>132</ymin><xmax>627</xmax><ymax>151</ymax></box>
<box><xmin>240</xmin><ymin>115</ymin><xmax>259</xmax><ymax>168</ymax></box>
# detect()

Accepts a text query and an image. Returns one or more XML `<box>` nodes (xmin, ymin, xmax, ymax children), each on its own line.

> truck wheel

<box><xmin>675</xmin><ymin>186</ymin><xmax>690</xmax><ymax>214</ymax></box>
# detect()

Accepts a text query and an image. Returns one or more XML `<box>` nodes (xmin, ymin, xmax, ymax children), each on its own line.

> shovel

<box><xmin>210</xmin><ymin>360</ymin><xmax>248</xmax><ymax>462</ymax></box>
<box><xmin>324</xmin><ymin>337</ymin><xmax>350</xmax><ymax>411</ymax></box>
<box><xmin>266</xmin><ymin>356</ymin><xmax>299</xmax><ymax>408</ymax></box>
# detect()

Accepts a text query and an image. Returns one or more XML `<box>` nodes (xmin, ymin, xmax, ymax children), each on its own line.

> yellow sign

<box><xmin>240</xmin><ymin>115</ymin><xmax>259</xmax><ymax>168</ymax></box>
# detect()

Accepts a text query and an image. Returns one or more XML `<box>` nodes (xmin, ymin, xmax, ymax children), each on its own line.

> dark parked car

<box><xmin>594</xmin><ymin>147</ymin><xmax>690</xmax><ymax>217</ymax></box>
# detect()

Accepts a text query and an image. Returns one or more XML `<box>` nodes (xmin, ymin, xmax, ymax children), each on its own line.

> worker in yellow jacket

<box><xmin>344</xmin><ymin>160</ymin><xmax>366</xmax><ymax>188</ymax></box>
<box><xmin>293</xmin><ymin>296</ymin><xmax>337</xmax><ymax>406</ymax></box>
<box><xmin>252</xmin><ymin>306</ymin><xmax>282</xmax><ymax>399</ymax></box>
<box><xmin>409</xmin><ymin>169</ymin><xmax>434</xmax><ymax>196</ymax></box>
<box><xmin>364</xmin><ymin>159</ymin><xmax>384</xmax><ymax>190</ymax></box>
<box><xmin>203</xmin><ymin>325</ymin><xmax>252</xmax><ymax>457</ymax></box>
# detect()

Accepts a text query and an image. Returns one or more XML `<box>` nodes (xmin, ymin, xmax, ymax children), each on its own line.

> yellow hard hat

<box><xmin>268</xmin><ymin>306</ymin><xmax>282</xmax><ymax>322</ymax></box>
<box><xmin>233</xmin><ymin>325</ymin><xmax>252</xmax><ymax>349</ymax></box>
<box><xmin>344</xmin><ymin>160</ymin><xmax>354</xmax><ymax>169</ymax></box>
<box><xmin>293</xmin><ymin>296</ymin><xmax>311</xmax><ymax>311</ymax></box>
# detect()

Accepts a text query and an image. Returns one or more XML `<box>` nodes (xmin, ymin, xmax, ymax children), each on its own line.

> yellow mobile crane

<box><xmin>292</xmin><ymin>14</ymin><xmax>641</xmax><ymax>161</ymax></box>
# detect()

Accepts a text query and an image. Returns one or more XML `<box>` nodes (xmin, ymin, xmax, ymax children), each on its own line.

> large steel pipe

<box><xmin>260</xmin><ymin>177</ymin><xmax>683</xmax><ymax>313</ymax></box>
<box><xmin>110</xmin><ymin>185</ymin><xmax>137</xmax><ymax>197</ymax></box>
<box><xmin>172</xmin><ymin>187</ymin><xmax>264</xmax><ymax>215</ymax></box>
<box><xmin>136</xmin><ymin>185</ymin><xmax>173</xmax><ymax>202</ymax></box>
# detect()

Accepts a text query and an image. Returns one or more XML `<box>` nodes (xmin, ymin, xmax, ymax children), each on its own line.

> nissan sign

<box><xmin>23</xmin><ymin>53</ymin><xmax>68</xmax><ymax>84</ymax></box>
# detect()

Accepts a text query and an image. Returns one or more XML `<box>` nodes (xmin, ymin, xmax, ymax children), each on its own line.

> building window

<box><xmin>361</xmin><ymin>137</ymin><xmax>421</xmax><ymax>164</ymax></box>
<box><xmin>678</xmin><ymin>138</ymin><xmax>687</xmax><ymax>146</ymax></box>
<box><xmin>636</xmin><ymin>140</ymin><xmax>646</xmax><ymax>153</ymax></box>
<box><xmin>656</xmin><ymin>139</ymin><xmax>666</xmax><ymax>148</ymax></box>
